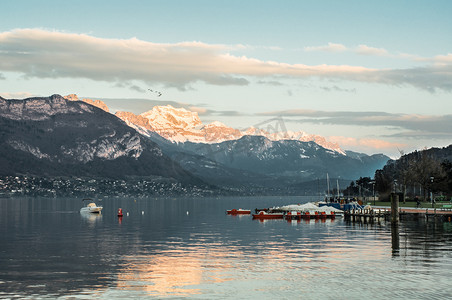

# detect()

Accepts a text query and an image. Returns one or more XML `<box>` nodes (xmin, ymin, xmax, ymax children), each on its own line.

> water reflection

<box><xmin>117</xmin><ymin>253</ymin><xmax>203</xmax><ymax>297</ymax></box>
<box><xmin>391</xmin><ymin>224</ymin><xmax>400</xmax><ymax>255</ymax></box>
<box><xmin>443</xmin><ymin>222</ymin><xmax>452</xmax><ymax>232</ymax></box>
<box><xmin>2</xmin><ymin>197</ymin><xmax>452</xmax><ymax>299</ymax></box>
<box><xmin>113</xmin><ymin>218</ymin><xmax>386</xmax><ymax>298</ymax></box>
<box><xmin>116</xmin><ymin>247</ymin><xmax>242</xmax><ymax>298</ymax></box>
<box><xmin>80</xmin><ymin>211</ymin><xmax>103</xmax><ymax>225</ymax></box>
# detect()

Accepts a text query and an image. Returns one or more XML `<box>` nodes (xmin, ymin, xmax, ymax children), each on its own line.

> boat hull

<box><xmin>227</xmin><ymin>209</ymin><xmax>251</xmax><ymax>215</ymax></box>
<box><xmin>252</xmin><ymin>212</ymin><xmax>284</xmax><ymax>219</ymax></box>
<box><xmin>80</xmin><ymin>206</ymin><xmax>102</xmax><ymax>213</ymax></box>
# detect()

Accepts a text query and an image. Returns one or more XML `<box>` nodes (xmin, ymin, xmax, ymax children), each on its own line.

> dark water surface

<box><xmin>1</xmin><ymin>196</ymin><xmax>452</xmax><ymax>299</ymax></box>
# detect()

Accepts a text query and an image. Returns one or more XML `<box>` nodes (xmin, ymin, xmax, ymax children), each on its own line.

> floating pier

<box><xmin>344</xmin><ymin>208</ymin><xmax>389</xmax><ymax>223</ymax></box>
<box><xmin>344</xmin><ymin>207</ymin><xmax>452</xmax><ymax>223</ymax></box>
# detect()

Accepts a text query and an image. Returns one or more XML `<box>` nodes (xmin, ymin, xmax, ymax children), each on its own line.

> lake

<box><xmin>1</xmin><ymin>196</ymin><xmax>452</xmax><ymax>299</ymax></box>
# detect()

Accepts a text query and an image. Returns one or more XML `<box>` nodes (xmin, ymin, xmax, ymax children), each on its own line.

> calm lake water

<box><xmin>1</xmin><ymin>196</ymin><xmax>452</xmax><ymax>299</ymax></box>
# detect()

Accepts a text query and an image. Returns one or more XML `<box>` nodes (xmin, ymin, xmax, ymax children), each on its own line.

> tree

<box><xmin>409</xmin><ymin>151</ymin><xmax>444</xmax><ymax>200</ymax></box>
<box><xmin>375</xmin><ymin>160</ymin><xmax>396</xmax><ymax>197</ymax></box>
<box><xmin>343</xmin><ymin>181</ymin><xmax>359</xmax><ymax>197</ymax></box>
<box><xmin>395</xmin><ymin>153</ymin><xmax>415</xmax><ymax>202</ymax></box>
<box><xmin>440</xmin><ymin>160</ymin><xmax>452</xmax><ymax>193</ymax></box>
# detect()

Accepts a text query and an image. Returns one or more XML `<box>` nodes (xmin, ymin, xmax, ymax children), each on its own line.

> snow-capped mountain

<box><xmin>139</xmin><ymin>105</ymin><xmax>205</xmax><ymax>143</ymax></box>
<box><xmin>0</xmin><ymin>94</ymin><xmax>390</xmax><ymax>195</ymax></box>
<box><xmin>116</xmin><ymin>105</ymin><xmax>345</xmax><ymax>154</ymax></box>
<box><xmin>0</xmin><ymin>95</ymin><xmax>201</xmax><ymax>184</ymax></box>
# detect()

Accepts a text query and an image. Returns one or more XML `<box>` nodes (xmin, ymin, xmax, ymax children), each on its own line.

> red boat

<box><xmin>252</xmin><ymin>210</ymin><xmax>284</xmax><ymax>219</ymax></box>
<box><xmin>305</xmin><ymin>211</ymin><xmax>336</xmax><ymax>219</ymax></box>
<box><xmin>285</xmin><ymin>211</ymin><xmax>302</xmax><ymax>220</ymax></box>
<box><xmin>227</xmin><ymin>208</ymin><xmax>251</xmax><ymax>215</ymax></box>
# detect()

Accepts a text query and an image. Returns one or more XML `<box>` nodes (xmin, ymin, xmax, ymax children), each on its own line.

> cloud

<box><xmin>320</xmin><ymin>85</ymin><xmax>356</xmax><ymax>93</ymax></box>
<box><xmin>381</xmin><ymin>130</ymin><xmax>452</xmax><ymax>140</ymax></box>
<box><xmin>97</xmin><ymin>97</ymin><xmax>185</xmax><ymax>114</ymax></box>
<box><xmin>0</xmin><ymin>29</ymin><xmax>451</xmax><ymax>92</ymax></box>
<box><xmin>257</xmin><ymin>80</ymin><xmax>284</xmax><ymax>86</ymax></box>
<box><xmin>188</xmin><ymin>106</ymin><xmax>208</xmax><ymax>114</ymax></box>
<box><xmin>186</xmin><ymin>107</ymin><xmax>243</xmax><ymax>117</ymax></box>
<box><xmin>258</xmin><ymin>109</ymin><xmax>452</xmax><ymax>138</ymax></box>
<box><xmin>432</xmin><ymin>53</ymin><xmax>452</xmax><ymax>64</ymax></box>
<box><xmin>372</xmin><ymin>65</ymin><xmax>452</xmax><ymax>92</ymax></box>
<box><xmin>328</xmin><ymin>136</ymin><xmax>406</xmax><ymax>150</ymax></box>
<box><xmin>258</xmin><ymin>109</ymin><xmax>390</xmax><ymax>118</ymax></box>
<box><xmin>96</xmin><ymin>96</ymin><xmax>244</xmax><ymax>117</ymax></box>
<box><xmin>114</xmin><ymin>82</ymin><xmax>147</xmax><ymax>93</ymax></box>
<box><xmin>0</xmin><ymin>92</ymin><xmax>34</xmax><ymax>99</ymax></box>
<box><xmin>416</xmin><ymin>53</ymin><xmax>452</xmax><ymax>65</ymax></box>
<box><xmin>355</xmin><ymin>45</ymin><xmax>389</xmax><ymax>56</ymax></box>
<box><xmin>304</xmin><ymin>42</ymin><xmax>347</xmax><ymax>52</ymax></box>
<box><xmin>129</xmin><ymin>85</ymin><xmax>146</xmax><ymax>93</ymax></box>
<box><xmin>0</xmin><ymin>29</ymin><xmax>240</xmax><ymax>90</ymax></box>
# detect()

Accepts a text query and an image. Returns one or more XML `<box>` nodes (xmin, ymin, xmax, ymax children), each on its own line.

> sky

<box><xmin>1</xmin><ymin>0</ymin><xmax>451</xmax><ymax>157</ymax></box>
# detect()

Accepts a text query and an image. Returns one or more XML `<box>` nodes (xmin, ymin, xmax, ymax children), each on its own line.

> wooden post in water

<box><xmin>391</xmin><ymin>193</ymin><xmax>400</xmax><ymax>255</ymax></box>
<box><xmin>391</xmin><ymin>221</ymin><xmax>400</xmax><ymax>254</ymax></box>
<box><xmin>391</xmin><ymin>193</ymin><xmax>399</xmax><ymax>224</ymax></box>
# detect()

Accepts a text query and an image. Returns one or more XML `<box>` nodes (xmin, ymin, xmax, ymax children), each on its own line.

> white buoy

<box><xmin>142</xmin><ymin>211</ymin><xmax>144</xmax><ymax>215</ymax></box>
<box><xmin>186</xmin><ymin>211</ymin><xmax>189</xmax><ymax>215</ymax></box>
<box><xmin>127</xmin><ymin>212</ymin><xmax>129</xmax><ymax>216</ymax></box>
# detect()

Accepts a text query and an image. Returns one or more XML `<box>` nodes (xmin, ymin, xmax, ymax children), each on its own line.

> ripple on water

<box><xmin>2</xmin><ymin>197</ymin><xmax>452</xmax><ymax>299</ymax></box>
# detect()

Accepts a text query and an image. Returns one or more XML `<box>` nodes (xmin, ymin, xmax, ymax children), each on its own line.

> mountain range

<box><xmin>0</xmin><ymin>94</ymin><xmax>391</xmax><ymax>195</ymax></box>
<box><xmin>0</xmin><ymin>94</ymin><xmax>200</xmax><ymax>185</ymax></box>
<box><xmin>116</xmin><ymin>104</ymin><xmax>345</xmax><ymax>154</ymax></box>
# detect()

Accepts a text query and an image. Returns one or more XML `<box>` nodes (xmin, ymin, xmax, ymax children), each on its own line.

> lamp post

<box><xmin>372</xmin><ymin>181</ymin><xmax>375</xmax><ymax>206</ymax></box>
<box><xmin>430</xmin><ymin>176</ymin><xmax>434</xmax><ymax>208</ymax></box>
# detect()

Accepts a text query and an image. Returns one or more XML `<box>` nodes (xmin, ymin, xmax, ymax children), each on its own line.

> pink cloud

<box><xmin>328</xmin><ymin>136</ymin><xmax>406</xmax><ymax>150</ymax></box>
<box><xmin>0</xmin><ymin>29</ymin><xmax>451</xmax><ymax>92</ymax></box>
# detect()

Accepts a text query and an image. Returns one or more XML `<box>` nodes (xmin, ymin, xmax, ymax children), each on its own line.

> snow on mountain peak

<box><xmin>205</xmin><ymin>121</ymin><xmax>227</xmax><ymax>128</ymax></box>
<box><xmin>135</xmin><ymin>105</ymin><xmax>203</xmax><ymax>143</ymax></box>
<box><xmin>141</xmin><ymin>105</ymin><xmax>202</xmax><ymax>130</ymax></box>
<box><xmin>116</xmin><ymin>105</ymin><xmax>345</xmax><ymax>154</ymax></box>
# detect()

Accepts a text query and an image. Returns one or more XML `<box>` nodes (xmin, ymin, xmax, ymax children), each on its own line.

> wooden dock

<box><xmin>344</xmin><ymin>207</ymin><xmax>452</xmax><ymax>223</ymax></box>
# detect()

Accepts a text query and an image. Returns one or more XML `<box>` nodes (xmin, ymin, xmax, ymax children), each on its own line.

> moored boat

<box><xmin>285</xmin><ymin>211</ymin><xmax>302</xmax><ymax>220</ymax></box>
<box><xmin>80</xmin><ymin>198</ymin><xmax>103</xmax><ymax>213</ymax></box>
<box><xmin>252</xmin><ymin>210</ymin><xmax>284</xmax><ymax>219</ymax></box>
<box><xmin>227</xmin><ymin>208</ymin><xmax>251</xmax><ymax>215</ymax></box>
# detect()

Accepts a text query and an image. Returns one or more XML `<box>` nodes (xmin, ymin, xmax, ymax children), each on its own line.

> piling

<box><xmin>391</xmin><ymin>223</ymin><xmax>400</xmax><ymax>254</ymax></box>
<box><xmin>391</xmin><ymin>193</ymin><xmax>399</xmax><ymax>225</ymax></box>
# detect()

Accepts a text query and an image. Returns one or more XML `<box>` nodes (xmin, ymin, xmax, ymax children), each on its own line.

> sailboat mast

<box><xmin>337</xmin><ymin>179</ymin><xmax>340</xmax><ymax>198</ymax></box>
<box><xmin>326</xmin><ymin>173</ymin><xmax>330</xmax><ymax>199</ymax></box>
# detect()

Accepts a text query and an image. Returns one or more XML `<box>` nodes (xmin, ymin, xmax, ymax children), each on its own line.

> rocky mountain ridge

<box><xmin>0</xmin><ymin>95</ymin><xmax>204</xmax><ymax>188</ymax></box>
<box><xmin>64</xmin><ymin>94</ymin><xmax>109</xmax><ymax>112</ymax></box>
<box><xmin>0</xmin><ymin>94</ymin><xmax>95</xmax><ymax>121</ymax></box>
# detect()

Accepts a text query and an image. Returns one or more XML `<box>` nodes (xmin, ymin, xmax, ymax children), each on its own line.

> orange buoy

<box><xmin>118</xmin><ymin>208</ymin><xmax>123</xmax><ymax>217</ymax></box>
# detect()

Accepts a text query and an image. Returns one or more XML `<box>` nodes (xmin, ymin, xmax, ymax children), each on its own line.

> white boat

<box><xmin>273</xmin><ymin>202</ymin><xmax>344</xmax><ymax>216</ymax></box>
<box><xmin>80</xmin><ymin>198</ymin><xmax>103</xmax><ymax>213</ymax></box>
